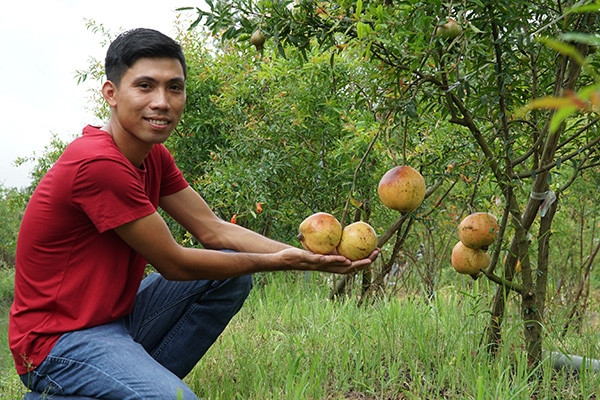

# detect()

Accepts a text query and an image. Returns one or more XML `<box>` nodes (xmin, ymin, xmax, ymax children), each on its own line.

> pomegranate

<box><xmin>250</xmin><ymin>29</ymin><xmax>266</xmax><ymax>51</ymax></box>
<box><xmin>436</xmin><ymin>17</ymin><xmax>463</xmax><ymax>39</ymax></box>
<box><xmin>458</xmin><ymin>212</ymin><xmax>499</xmax><ymax>250</ymax></box>
<box><xmin>297</xmin><ymin>212</ymin><xmax>342</xmax><ymax>254</ymax></box>
<box><xmin>336</xmin><ymin>221</ymin><xmax>378</xmax><ymax>261</ymax></box>
<box><xmin>451</xmin><ymin>241</ymin><xmax>489</xmax><ymax>278</ymax></box>
<box><xmin>378</xmin><ymin>165</ymin><xmax>426</xmax><ymax>213</ymax></box>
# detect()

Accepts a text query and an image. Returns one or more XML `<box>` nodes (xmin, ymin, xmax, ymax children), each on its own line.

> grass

<box><xmin>1</xmin><ymin>266</ymin><xmax>25</xmax><ymax>400</ymax></box>
<box><xmin>1</xmin><ymin>268</ymin><xmax>599</xmax><ymax>399</ymax></box>
<box><xmin>185</xmin><ymin>273</ymin><xmax>600</xmax><ymax>399</ymax></box>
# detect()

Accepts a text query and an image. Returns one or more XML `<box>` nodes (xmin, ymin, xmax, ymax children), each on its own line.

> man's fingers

<box><xmin>300</xmin><ymin>247</ymin><xmax>380</xmax><ymax>274</ymax></box>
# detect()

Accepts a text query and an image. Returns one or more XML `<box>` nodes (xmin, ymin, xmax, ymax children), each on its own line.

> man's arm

<box><xmin>158</xmin><ymin>186</ymin><xmax>292</xmax><ymax>254</ymax></box>
<box><xmin>113</xmin><ymin>187</ymin><xmax>378</xmax><ymax>280</ymax></box>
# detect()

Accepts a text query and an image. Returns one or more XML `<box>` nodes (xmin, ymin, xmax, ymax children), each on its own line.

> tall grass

<box><xmin>186</xmin><ymin>273</ymin><xmax>599</xmax><ymax>399</ymax></box>
<box><xmin>1</xmin><ymin>270</ymin><xmax>599</xmax><ymax>399</ymax></box>
<box><xmin>1</xmin><ymin>265</ymin><xmax>24</xmax><ymax>399</ymax></box>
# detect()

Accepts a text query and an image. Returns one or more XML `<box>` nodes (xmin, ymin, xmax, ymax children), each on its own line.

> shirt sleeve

<box><xmin>155</xmin><ymin>145</ymin><xmax>189</xmax><ymax>197</ymax></box>
<box><xmin>71</xmin><ymin>158</ymin><xmax>157</xmax><ymax>233</ymax></box>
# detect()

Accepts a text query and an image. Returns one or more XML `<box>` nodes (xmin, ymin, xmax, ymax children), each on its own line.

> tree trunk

<box><xmin>484</xmin><ymin>11</ymin><xmax>593</xmax><ymax>361</ymax></box>
<box><xmin>524</xmin><ymin>194</ymin><xmax>557</xmax><ymax>366</ymax></box>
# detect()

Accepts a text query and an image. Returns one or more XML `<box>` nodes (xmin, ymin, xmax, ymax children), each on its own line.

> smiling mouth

<box><xmin>146</xmin><ymin>118</ymin><xmax>169</xmax><ymax>126</ymax></box>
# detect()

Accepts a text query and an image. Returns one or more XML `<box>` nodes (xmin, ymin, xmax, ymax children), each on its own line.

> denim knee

<box><xmin>233</xmin><ymin>274</ymin><xmax>253</xmax><ymax>298</ymax></box>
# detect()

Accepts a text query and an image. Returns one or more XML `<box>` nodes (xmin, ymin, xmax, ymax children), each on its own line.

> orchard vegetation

<box><xmin>177</xmin><ymin>0</ymin><xmax>600</xmax><ymax>369</ymax></box>
<box><xmin>1</xmin><ymin>0</ymin><xmax>600</xmax><ymax>398</ymax></box>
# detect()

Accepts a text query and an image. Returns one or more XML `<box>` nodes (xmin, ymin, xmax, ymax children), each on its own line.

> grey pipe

<box><xmin>549</xmin><ymin>351</ymin><xmax>600</xmax><ymax>373</ymax></box>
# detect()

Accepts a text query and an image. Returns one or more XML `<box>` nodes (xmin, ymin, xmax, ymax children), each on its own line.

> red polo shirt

<box><xmin>9</xmin><ymin>125</ymin><xmax>188</xmax><ymax>374</ymax></box>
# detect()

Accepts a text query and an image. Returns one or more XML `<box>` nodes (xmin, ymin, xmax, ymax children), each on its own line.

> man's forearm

<box><xmin>207</xmin><ymin>222</ymin><xmax>294</xmax><ymax>254</ymax></box>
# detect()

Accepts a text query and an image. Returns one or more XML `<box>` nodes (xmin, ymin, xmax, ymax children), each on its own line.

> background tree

<box><xmin>0</xmin><ymin>135</ymin><xmax>69</xmax><ymax>264</ymax></box>
<box><xmin>181</xmin><ymin>0</ymin><xmax>600</xmax><ymax>369</ymax></box>
<box><xmin>0</xmin><ymin>185</ymin><xmax>27</xmax><ymax>266</ymax></box>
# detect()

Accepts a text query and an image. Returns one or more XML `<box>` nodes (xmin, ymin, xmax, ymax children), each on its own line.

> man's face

<box><xmin>106</xmin><ymin>57</ymin><xmax>186</xmax><ymax>145</ymax></box>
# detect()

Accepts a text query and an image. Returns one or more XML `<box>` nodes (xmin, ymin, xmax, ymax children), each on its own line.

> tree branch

<box><xmin>514</xmin><ymin>134</ymin><xmax>600</xmax><ymax>179</ymax></box>
<box><xmin>480</xmin><ymin>267</ymin><xmax>525</xmax><ymax>294</ymax></box>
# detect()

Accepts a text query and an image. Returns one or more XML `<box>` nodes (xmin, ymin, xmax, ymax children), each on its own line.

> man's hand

<box><xmin>277</xmin><ymin>247</ymin><xmax>380</xmax><ymax>275</ymax></box>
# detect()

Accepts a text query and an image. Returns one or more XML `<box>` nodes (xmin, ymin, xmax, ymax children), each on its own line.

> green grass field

<box><xmin>1</xmin><ymin>267</ymin><xmax>23</xmax><ymax>400</ymax></box>
<box><xmin>1</xmin><ymin>268</ymin><xmax>599</xmax><ymax>399</ymax></box>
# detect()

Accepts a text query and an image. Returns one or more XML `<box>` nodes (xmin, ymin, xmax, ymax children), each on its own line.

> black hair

<box><xmin>105</xmin><ymin>28</ymin><xmax>187</xmax><ymax>85</ymax></box>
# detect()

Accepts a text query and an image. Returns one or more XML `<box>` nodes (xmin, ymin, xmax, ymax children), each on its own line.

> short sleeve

<box><xmin>72</xmin><ymin>159</ymin><xmax>157</xmax><ymax>233</ymax></box>
<box><xmin>154</xmin><ymin>145</ymin><xmax>189</xmax><ymax>197</ymax></box>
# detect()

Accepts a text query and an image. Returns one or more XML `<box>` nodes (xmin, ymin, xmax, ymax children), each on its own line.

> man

<box><xmin>9</xmin><ymin>28</ymin><xmax>378</xmax><ymax>399</ymax></box>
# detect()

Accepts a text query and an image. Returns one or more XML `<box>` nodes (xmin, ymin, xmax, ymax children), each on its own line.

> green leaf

<box><xmin>355</xmin><ymin>0</ymin><xmax>363</xmax><ymax>17</ymax></box>
<box><xmin>277</xmin><ymin>43</ymin><xmax>287</xmax><ymax>58</ymax></box>
<box><xmin>566</xmin><ymin>3</ymin><xmax>600</xmax><ymax>13</ymax></box>
<box><xmin>549</xmin><ymin>106</ymin><xmax>577</xmax><ymax>133</ymax></box>
<box><xmin>467</xmin><ymin>21</ymin><xmax>484</xmax><ymax>34</ymax></box>
<box><xmin>578</xmin><ymin>83</ymin><xmax>600</xmax><ymax>99</ymax></box>
<box><xmin>223</xmin><ymin>26</ymin><xmax>238</xmax><ymax>39</ymax></box>
<box><xmin>357</xmin><ymin>21</ymin><xmax>372</xmax><ymax>38</ymax></box>
<box><xmin>537</xmin><ymin>37</ymin><xmax>585</xmax><ymax>65</ymax></box>
<box><xmin>559</xmin><ymin>32</ymin><xmax>600</xmax><ymax>48</ymax></box>
<box><xmin>516</xmin><ymin>96</ymin><xmax>577</xmax><ymax>117</ymax></box>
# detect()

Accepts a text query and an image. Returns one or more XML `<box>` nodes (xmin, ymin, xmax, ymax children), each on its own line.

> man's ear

<box><xmin>102</xmin><ymin>81</ymin><xmax>118</xmax><ymax>107</ymax></box>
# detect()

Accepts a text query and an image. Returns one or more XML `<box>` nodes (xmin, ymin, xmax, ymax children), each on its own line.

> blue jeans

<box><xmin>20</xmin><ymin>273</ymin><xmax>253</xmax><ymax>399</ymax></box>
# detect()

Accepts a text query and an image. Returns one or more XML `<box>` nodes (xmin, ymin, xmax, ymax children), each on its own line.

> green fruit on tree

<box><xmin>336</xmin><ymin>221</ymin><xmax>378</xmax><ymax>261</ymax></box>
<box><xmin>297</xmin><ymin>212</ymin><xmax>343</xmax><ymax>254</ymax></box>
<box><xmin>378</xmin><ymin>165</ymin><xmax>426</xmax><ymax>213</ymax></box>
<box><xmin>250</xmin><ymin>29</ymin><xmax>266</xmax><ymax>51</ymax></box>
<box><xmin>436</xmin><ymin>17</ymin><xmax>463</xmax><ymax>39</ymax></box>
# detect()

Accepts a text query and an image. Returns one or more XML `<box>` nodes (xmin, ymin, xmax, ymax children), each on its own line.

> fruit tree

<box><xmin>180</xmin><ymin>0</ymin><xmax>600</xmax><ymax>370</ymax></box>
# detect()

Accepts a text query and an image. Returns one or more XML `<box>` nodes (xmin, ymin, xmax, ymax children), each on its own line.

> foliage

<box><xmin>517</xmin><ymin>4</ymin><xmax>600</xmax><ymax>132</ymax></box>
<box><xmin>74</xmin><ymin>19</ymin><xmax>117</xmax><ymax>122</ymax></box>
<box><xmin>173</xmin><ymin>35</ymin><xmax>387</xmax><ymax>243</ymax></box>
<box><xmin>0</xmin><ymin>187</ymin><xmax>28</xmax><ymax>265</ymax></box>
<box><xmin>14</xmin><ymin>133</ymin><xmax>69</xmax><ymax>193</ymax></box>
<box><xmin>0</xmin><ymin>266</ymin><xmax>20</xmax><ymax>397</ymax></box>
<box><xmin>180</xmin><ymin>0</ymin><xmax>600</xmax><ymax>367</ymax></box>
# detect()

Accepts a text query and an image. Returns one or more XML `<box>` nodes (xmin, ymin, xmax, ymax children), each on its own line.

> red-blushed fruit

<box><xmin>458</xmin><ymin>212</ymin><xmax>499</xmax><ymax>250</ymax></box>
<box><xmin>436</xmin><ymin>17</ymin><xmax>463</xmax><ymax>39</ymax></box>
<box><xmin>336</xmin><ymin>221</ymin><xmax>378</xmax><ymax>261</ymax></box>
<box><xmin>451</xmin><ymin>241</ymin><xmax>489</xmax><ymax>278</ymax></box>
<box><xmin>378</xmin><ymin>165</ymin><xmax>426</xmax><ymax>213</ymax></box>
<box><xmin>297</xmin><ymin>212</ymin><xmax>343</xmax><ymax>254</ymax></box>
